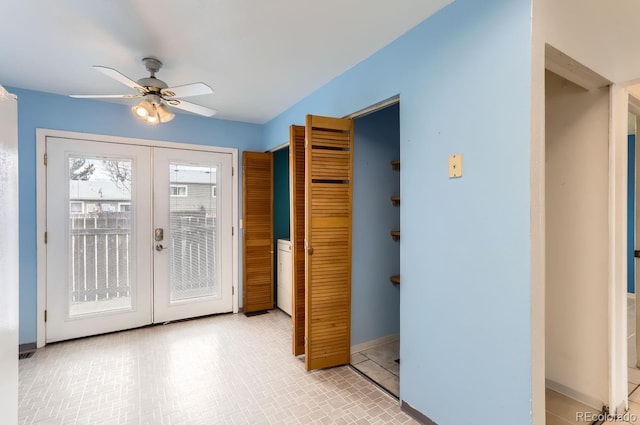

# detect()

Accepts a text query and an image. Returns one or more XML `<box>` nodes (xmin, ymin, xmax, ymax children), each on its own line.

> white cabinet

<box><xmin>277</xmin><ymin>239</ymin><xmax>292</xmax><ymax>315</ymax></box>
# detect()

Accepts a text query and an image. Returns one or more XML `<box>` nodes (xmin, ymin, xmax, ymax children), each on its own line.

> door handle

<box><xmin>155</xmin><ymin>244</ymin><xmax>167</xmax><ymax>252</ymax></box>
<box><xmin>304</xmin><ymin>239</ymin><xmax>313</xmax><ymax>255</ymax></box>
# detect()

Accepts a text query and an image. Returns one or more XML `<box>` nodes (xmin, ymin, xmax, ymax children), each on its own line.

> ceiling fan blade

<box><xmin>169</xmin><ymin>99</ymin><xmax>217</xmax><ymax>117</ymax></box>
<box><xmin>69</xmin><ymin>94</ymin><xmax>142</xmax><ymax>99</ymax></box>
<box><xmin>93</xmin><ymin>66</ymin><xmax>143</xmax><ymax>91</ymax></box>
<box><xmin>161</xmin><ymin>82</ymin><xmax>214</xmax><ymax>98</ymax></box>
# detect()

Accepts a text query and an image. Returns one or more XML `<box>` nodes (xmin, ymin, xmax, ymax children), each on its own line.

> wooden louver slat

<box><xmin>242</xmin><ymin>151</ymin><xmax>274</xmax><ymax>313</ymax></box>
<box><xmin>290</xmin><ymin>125</ymin><xmax>306</xmax><ymax>356</ymax></box>
<box><xmin>305</xmin><ymin>114</ymin><xmax>354</xmax><ymax>371</ymax></box>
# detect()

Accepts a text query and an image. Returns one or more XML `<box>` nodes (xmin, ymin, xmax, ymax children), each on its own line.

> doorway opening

<box><xmin>540</xmin><ymin>44</ymin><xmax>637</xmax><ymax>423</ymax></box>
<box><xmin>273</xmin><ymin>145</ymin><xmax>291</xmax><ymax>316</ymax></box>
<box><xmin>347</xmin><ymin>102</ymin><xmax>401</xmax><ymax>397</ymax></box>
<box><xmin>544</xmin><ymin>65</ymin><xmax>621</xmax><ymax>419</ymax></box>
<box><xmin>627</xmin><ymin>111</ymin><xmax>637</xmax><ymax>374</ymax></box>
<box><xmin>626</xmin><ymin>99</ymin><xmax>640</xmax><ymax>393</ymax></box>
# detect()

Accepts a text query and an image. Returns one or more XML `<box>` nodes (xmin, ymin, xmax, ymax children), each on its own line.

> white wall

<box><xmin>533</xmin><ymin>0</ymin><xmax>634</xmax><ymax>416</ymax></box>
<box><xmin>545</xmin><ymin>70</ymin><xmax>610</xmax><ymax>407</ymax></box>
<box><xmin>0</xmin><ymin>88</ymin><xmax>19</xmax><ymax>425</ymax></box>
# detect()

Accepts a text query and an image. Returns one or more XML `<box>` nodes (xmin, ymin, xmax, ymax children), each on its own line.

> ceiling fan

<box><xmin>70</xmin><ymin>57</ymin><xmax>216</xmax><ymax>124</ymax></box>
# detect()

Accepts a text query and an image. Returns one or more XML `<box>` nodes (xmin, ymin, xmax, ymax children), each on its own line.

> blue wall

<box><xmin>351</xmin><ymin>104</ymin><xmax>400</xmax><ymax>345</ymax></box>
<box><xmin>13</xmin><ymin>0</ymin><xmax>535</xmax><ymax>422</ymax></box>
<box><xmin>630</xmin><ymin>134</ymin><xmax>636</xmax><ymax>294</ymax></box>
<box><xmin>262</xmin><ymin>1</ymin><xmax>533</xmax><ymax>424</ymax></box>
<box><xmin>11</xmin><ymin>87</ymin><xmax>263</xmax><ymax>344</ymax></box>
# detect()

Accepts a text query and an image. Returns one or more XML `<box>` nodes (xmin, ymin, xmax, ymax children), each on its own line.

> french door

<box><xmin>153</xmin><ymin>148</ymin><xmax>232</xmax><ymax>322</ymax></box>
<box><xmin>45</xmin><ymin>137</ymin><xmax>233</xmax><ymax>342</ymax></box>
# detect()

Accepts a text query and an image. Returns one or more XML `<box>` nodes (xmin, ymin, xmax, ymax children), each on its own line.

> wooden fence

<box><xmin>70</xmin><ymin>212</ymin><xmax>131</xmax><ymax>302</ymax></box>
<box><xmin>70</xmin><ymin>212</ymin><xmax>217</xmax><ymax>303</ymax></box>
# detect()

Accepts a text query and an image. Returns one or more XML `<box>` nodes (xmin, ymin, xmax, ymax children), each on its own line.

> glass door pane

<box><xmin>46</xmin><ymin>138</ymin><xmax>152</xmax><ymax>343</ymax></box>
<box><xmin>68</xmin><ymin>157</ymin><xmax>134</xmax><ymax>316</ymax></box>
<box><xmin>168</xmin><ymin>164</ymin><xmax>219</xmax><ymax>302</ymax></box>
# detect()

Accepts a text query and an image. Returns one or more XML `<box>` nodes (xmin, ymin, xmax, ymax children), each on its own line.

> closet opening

<box><xmin>270</xmin><ymin>98</ymin><xmax>401</xmax><ymax>394</ymax></box>
<box><xmin>348</xmin><ymin>102</ymin><xmax>401</xmax><ymax>397</ymax></box>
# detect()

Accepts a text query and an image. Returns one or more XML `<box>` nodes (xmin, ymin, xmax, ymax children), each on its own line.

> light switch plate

<box><xmin>448</xmin><ymin>154</ymin><xmax>462</xmax><ymax>178</ymax></box>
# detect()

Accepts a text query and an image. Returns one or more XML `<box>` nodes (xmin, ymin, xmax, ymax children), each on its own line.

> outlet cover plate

<box><xmin>448</xmin><ymin>153</ymin><xmax>462</xmax><ymax>178</ymax></box>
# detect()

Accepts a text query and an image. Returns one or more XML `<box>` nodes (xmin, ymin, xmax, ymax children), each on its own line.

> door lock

<box><xmin>155</xmin><ymin>228</ymin><xmax>164</xmax><ymax>242</ymax></box>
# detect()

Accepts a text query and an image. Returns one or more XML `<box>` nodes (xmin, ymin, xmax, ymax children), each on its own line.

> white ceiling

<box><xmin>0</xmin><ymin>0</ymin><xmax>451</xmax><ymax>123</ymax></box>
<box><xmin>539</xmin><ymin>0</ymin><xmax>640</xmax><ymax>102</ymax></box>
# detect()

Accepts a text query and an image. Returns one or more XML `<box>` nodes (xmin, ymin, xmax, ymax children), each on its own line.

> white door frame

<box><xmin>609</xmin><ymin>83</ymin><xmax>629</xmax><ymax>415</ymax></box>
<box><xmin>36</xmin><ymin>128</ymin><xmax>239</xmax><ymax>348</ymax></box>
<box><xmin>531</xmin><ymin>45</ymin><xmax>629</xmax><ymax>422</ymax></box>
<box><xmin>0</xmin><ymin>89</ymin><xmax>19</xmax><ymax>425</ymax></box>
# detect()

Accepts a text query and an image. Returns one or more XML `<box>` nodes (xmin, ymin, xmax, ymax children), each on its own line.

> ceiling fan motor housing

<box><xmin>144</xmin><ymin>93</ymin><xmax>163</xmax><ymax>105</ymax></box>
<box><xmin>137</xmin><ymin>57</ymin><xmax>168</xmax><ymax>93</ymax></box>
<box><xmin>137</xmin><ymin>77</ymin><xmax>168</xmax><ymax>91</ymax></box>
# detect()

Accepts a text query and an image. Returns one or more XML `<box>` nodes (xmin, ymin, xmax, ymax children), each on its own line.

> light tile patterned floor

<box><xmin>351</xmin><ymin>341</ymin><xmax>399</xmax><ymax>398</ymax></box>
<box><xmin>546</xmin><ymin>296</ymin><xmax>640</xmax><ymax>424</ymax></box>
<box><xmin>19</xmin><ymin>310</ymin><xmax>417</xmax><ymax>425</ymax></box>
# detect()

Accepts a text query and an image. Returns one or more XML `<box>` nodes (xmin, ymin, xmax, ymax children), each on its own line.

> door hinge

<box><xmin>44</xmin><ymin>231</ymin><xmax>48</xmax><ymax>244</ymax></box>
<box><xmin>44</xmin><ymin>310</ymin><xmax>47</xmax><ymax>322</ymax></box>
<box><xmin>44</xmin><ymin>153</ymin><xmax>48</xmax><ymax>166</ymax></box>
<box><xmin>232</xmin><ymin>167</ymin><xmax>234</xmax><ymax>176</ymax></box>
<box><xmin>232</xmin><ymin>226</ymin><xmax>234</xmax><ymax>236</ymax></box>
<box><xmin>232</xmin><ymin>287</ymin><xmax>235</xmax><ymax>295</ymax></box>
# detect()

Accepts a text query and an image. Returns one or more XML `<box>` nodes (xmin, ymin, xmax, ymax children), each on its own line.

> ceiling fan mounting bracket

<box><xmin>142</xmin><ymin>57</ymin><xmax>162</xmax><ymax>77</ymax></box>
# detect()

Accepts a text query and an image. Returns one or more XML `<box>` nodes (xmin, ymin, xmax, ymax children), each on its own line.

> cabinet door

<box><xmin>277</xmin><ymin>247</ymin><xmax>284</xmax><ymax>309</ymax></box>
<box><xmin>280</xmin><ymin>245</ymin><xmax>292</xmax><ymax>315</ymax></box>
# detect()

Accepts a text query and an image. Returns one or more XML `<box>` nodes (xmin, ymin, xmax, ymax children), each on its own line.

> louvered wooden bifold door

<box><xmin>290</xmin><ymin>125</ymin><xmax>306</xmax><ymax>356</ymax></box>
<box><xmin>305</xmin><ymin>115</ymin><xmax>354</xmax><ymax>371</ymax></box>
<box><xmin>242</xmin><ymin>152</ymin><xmax>274</xmax><ymax>313</ymax></box>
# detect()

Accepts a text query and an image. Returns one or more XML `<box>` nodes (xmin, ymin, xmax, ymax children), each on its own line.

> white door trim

<box><xmin>36</xmin><ymin>128</ymin><xmax>239</xmax><ymax>348</ymax></box>
<box><xmin>608</xmin><ymin>84</ymin><xmax>629</xmax><ymax>414</ymax></box>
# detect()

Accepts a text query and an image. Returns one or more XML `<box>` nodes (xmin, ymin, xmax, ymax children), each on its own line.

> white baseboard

<box><xmin>351</xmin><ymin>333</ymin><xmax>399</xmax><ymax>354</ymax></box>
<box><xmin>545</xmin><ymin>379</ymin><xmax>604</xmax><ymax>412</ymax></box>
<box><xmin>628</xmin><ymin>293</ymin><xmax>636</xmax><ymax>300</ymax></box>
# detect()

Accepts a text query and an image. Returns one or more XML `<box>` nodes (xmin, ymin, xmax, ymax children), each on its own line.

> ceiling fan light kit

<box><xmin>131</xmin><ymin>96</ymin><xmax>175</xmax><ymax>125</ymax></box>
<box><xmin>70</xmin><ymin>57</ymin><xmax>216</xmax><ymax>124</ymax></box>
